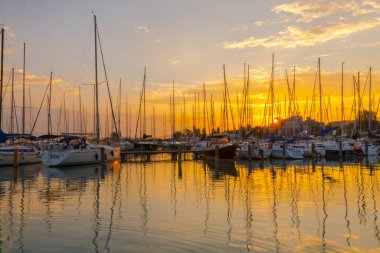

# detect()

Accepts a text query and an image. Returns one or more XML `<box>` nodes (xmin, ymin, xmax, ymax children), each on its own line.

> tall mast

<box><xmin>153</xmin><ymin>105</ymin><xmax>156</xmax><ymax>138</ymax></box>
<box><xmin>118</xmin><ymin>78</ymin><xmax>121</xmax><ymax>136</ymax></box>
<box><xmin>169</xmin><ymin>95</ymin><xmax>172</xmax><ymax>138</ymax></box>
<box><xmin>271</xmin><ymin>53</ymin><xmax>275</xmax><ymax>126</ymax></box>
<box><xmin>318</xmin><ymin>58</ymin><xmax>323</xmax><ymax>130</ymax></box>
<box><xmin>0</xmin><ymin>28</ymin><xmax>4</xmax><ymax>129</ymax></box>
<box><xmin>203</xmin><ymin>83</ymin><xmax>206</xmax><ymax>135</ymax></box>
<box><xmin>28</xmin><ymin>82</ymin><xmax>32</xmax><ymax>132</ymax></box>
<box><xmin>125</xmin><ymin>94</ymin><xmax>129</xmax><ymax>138</ymax></box>
<box><xmin>143</xmin><ymin>67</ymin><xmax>146</xmax><ymax>135</ymax></box>
<box><xmin>341</xmin><ymin>62</ymin><xmax>344</xmax><ymax>138</ymax></box>
<box><xmin>172</xmin><ymin>80</ymin><xmax>175</xmax><ymax>139</ymax></box>
<box><xmin>79</xmin><ymin>86</ymin><xmax>83</xmax><ymax>133</ymax></box>
<box><xmin>10</xmin><ymin>68</ymin><xmax>14</xmax><ymax>133</ymax></box>
<box><xmin>183</xmin><ymin>96</ymin><xmax>186</xmax><ymax>131</ymax></box>
<box><xmin>369</xmin><ymin>67</ymin><xmax>372</xmax><ymax>133</ymax></box>
<box><xmin>47</xmin><ymin>72</ymin><xmax>53</xmax><ymax>134</ymax></box>
<box><xmin>22</xmin><ymin>42</ymin><xmax>26</xmax><ymax>134</ymax></box>
<box><xmin>293</xmin><ymin>65</ymin><xmax>296</xmax><ymax>116</ymax></box>
<box><xmin>223</xmin><ymin>64</ymin><xmax>228</xmax><ymax>131</ymax></box>
<box><xmin>358</xmin><ymin>72</ymin><xmax>361</xmax><ymax>135</ymax></box>
<box><xmin>94</xmin><ymin>14</ymin><xmax>100</xmax><ymax>141</ymax></box>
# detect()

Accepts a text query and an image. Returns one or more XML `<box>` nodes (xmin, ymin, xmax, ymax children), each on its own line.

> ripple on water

<box><xmin>2</xmin><ymin>158</ymin><xmax>380</xmax><ymax>252</ymax></box>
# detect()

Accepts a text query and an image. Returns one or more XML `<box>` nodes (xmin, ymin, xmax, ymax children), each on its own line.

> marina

<box><xmin>2</xmin><ymin>0</ymin><xmax>380</xmax><ymax>252</ymax></box>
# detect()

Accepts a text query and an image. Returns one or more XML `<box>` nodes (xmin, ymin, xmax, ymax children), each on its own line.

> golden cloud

<box><xmin>224</xmin><ymin>18</ymin><xmax>380</xmax><ymax>49</ymax></box>
<box><xmin>272</xmin><ymin>0</ymin><xmax>375</xmax><ymax>23</ymax></box>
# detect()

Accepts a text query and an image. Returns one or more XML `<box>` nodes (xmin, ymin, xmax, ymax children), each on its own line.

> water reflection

<box><xmin>1</xmin><ymin>158</ymin><xmax>380</xmax><ymax>252</ymax></box>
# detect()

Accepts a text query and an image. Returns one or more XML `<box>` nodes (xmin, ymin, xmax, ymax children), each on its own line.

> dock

<box><xmin>121</xmin><ymin>149</ymin><xmax>194</xmax><ymax>155</ymax></box>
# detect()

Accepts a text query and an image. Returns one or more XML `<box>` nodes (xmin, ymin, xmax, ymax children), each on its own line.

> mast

<box><xmin>293</xmin><ymin>65</ymin><xmax>296</xmax><ymax>116</ymax></box>
<box><xmin>153</xmin><ymin>105</ymin><xmax>156</xmax><ymax>139</ymax></box>
<box><xmin>29</xmin><ymin>82</ymin><xmax>32</xmax><ymax>132</ymax></box>
<box><xmin>203</xmin><ymin>83</ymin><xmax>206</xmax><ymax>135</ymax></box>
<box><xmin>94</xmin><ymin>14</ymin><xmax>100</xmax><ymax>141</ymax></box>
<box><xmin>0</xmin><ymin>28</ymin><xmax>4</xmax><ymax>129</ymax></box>
<box><xmin>172</xmin><ymin>80</ymin><xmax>175</xmax><ymax>140</ymax></box>
<box><xmin>271</xmin><ymin>54</ymin><xmax>275</xmax><ymax>126</ymax></box>
<box><xmin>169</xmin><ymin>95</ymin><xmax>172</xmax><ymax>138</ymax></box>
<box><xmin>10</xmin><ymin>68</ymin><xmax>14</xmax><ymax>133</ymax></box>
<box><xmin>223</xmin><ymin>64</ymin><xmax>228</xmax><ymax>131</ymax></box>
<box><xmin>143</xmin><ymin>68</ymin><xmax>146</xmax><ymax>135</ymax></box>
<box><xmin>22</xmin><ymin>42</ymin><xmax>26</xmax><ymax>134</ymax></box>
<box><xmin>47</xmin><ymin>72</ymin><xmax>52</xmax><ymax>135</ymax></box>
<box><xmin>125</xmin><ymin>94</ymin><xmax>129</xmax><ymax>138</ymax></box>
<box><xmin>358</xmin><ymin>72</ymin><xmax>361</xmax><ymax>135</ymax></box>
<box><xmin>341</xmin><ymin>62</ymin><xmax>344</xmax><ymax>138</ymax></box>
<box><xmin>183</xmin><ymin>96</ymin><xmax>186</xmax><ymax>131</ymax></box>
<box><xmin>369</xmin><ymin>67</ymin><xmax>372</xmax><ymax>133</ymax></box>
<box><xmin>319</xmin><ymin>58</ymin><xmax>323</xmax><ymax>130</ymax></box>
<box><xmin>79</xmin><ymin>87</ymin><xmax>82</xmax><ymax>133</ymax></box>
<box><xmin>63</xmin><ymin>94</ymin><xmax>67</xmax><ymax>132</ymax></box>
<box><xmin>118</xmin><ymin>78</ymin><xmax>121</xmax><ymax>136</ymax></box>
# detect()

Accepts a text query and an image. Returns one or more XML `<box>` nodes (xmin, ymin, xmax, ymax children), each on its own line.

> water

<box><xmin>1</xmin><ymin>155</ymin><xmax>380</xmax><ymax>252</ymax></box>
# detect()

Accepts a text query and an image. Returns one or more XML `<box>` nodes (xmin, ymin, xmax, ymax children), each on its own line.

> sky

<box><xmin>1</xmin><ymin>0</ymin><xmax>380</xmax><ymax>137</ymax></box>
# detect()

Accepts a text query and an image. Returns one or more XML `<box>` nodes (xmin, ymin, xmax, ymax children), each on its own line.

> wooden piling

<box><xmin>215</xmin><ymin>145</ymin><xmax>219</xmax><ymax>162</ymax></box>
<box><xmin>282</xmin><ymin>141</ymin><xmax>286</xmax><ymax>159</ymax></box>
<box><xmin>177</xmin><ymin>146</ymin><xmax>182</xmax><ymax>161</ymax></box>
<box><xmin>13</xmin><ymin>148</ymin><xmax>19</xmax><ymax>167</ymax></box>
<box><xmin>365</xmin><ymin>140</ymin><xmax>369</xmax><ymax>156</ymax></box>
<box><xmin>311</xmin><ymin>143</ymin><xmax>316</xmax><ymax>157</ymax></box>
<box><xmin>248</xmin><ymin>144</ymin><xmax>252</xmax><ymax>160</ymax></box>
<box><xmin>100</xmin><ymin>147</ymin><xmax>105</xmax><ymax>163</ymax></box>
<box><xmin>339</xmin><ymin>140</ymin><xmax>342</xmax><ymax>157</ymax></box>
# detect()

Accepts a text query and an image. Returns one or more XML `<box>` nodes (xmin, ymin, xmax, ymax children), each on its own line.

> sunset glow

<box><xmin>1</xmin><ymin>0</ymin><xmax>380</xmax><ymax>137</ymax></box>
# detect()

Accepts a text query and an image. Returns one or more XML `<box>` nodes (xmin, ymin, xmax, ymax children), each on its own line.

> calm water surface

<box><xmin>1</xmin><ymin>155</ymin><xmax>380</xmax><ymax>252</ymax></box>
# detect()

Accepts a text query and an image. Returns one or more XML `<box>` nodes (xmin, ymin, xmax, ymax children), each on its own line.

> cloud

<box><xmin>272</xmin><ymin>0</ymin><xmax>375</xmax><ymax>23</ymax></box>
<box><xmin>229</xmin><ymin>25</ymin><xmax>249</xmax><ymax>32</ymax></box>
<box><xmin>224</xmin><ymin>18</ymin><xmax>380</xmax><ymax>49</ymax></box>
<box><xmin>254</xmin><ymin>21</ymin><xmax>264</xmax><ymax>27</ymax></box>
<box><xmin>349</xmin><ymin>40</ymin><xmax>380</xmax><ymax>48</ymax></box>
<box><xmin>136</xmin><ymin>26</ymin><xmax>150</xmax><ymax>33</ymax></box>
<box><xmin>171</xmin><ymin>60</ymin><xmax>179</xmax><ymax>65</ymax></box>
<box><xmin>364</xmin><ymin>0</ymin><xmax>380</xmax><ymax>9</ymax></box>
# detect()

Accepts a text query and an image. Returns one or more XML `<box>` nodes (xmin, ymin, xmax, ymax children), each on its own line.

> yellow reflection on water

<box><xmin>1</xmin><ymin>156</ymin><xmax>380</xmax><ymax>252</ymax></box>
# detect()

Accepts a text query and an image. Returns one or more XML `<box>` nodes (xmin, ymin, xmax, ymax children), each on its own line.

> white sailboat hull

<box><xmin>43</xmin><ymin>149</ymin><xmax>101</xmax><ymax>166</ymax></box>
<box><xmin>238</xmin><ymin>147</ymin><xmax>271</xmax><ymax>159</ymax></box>
<box><xmin>271</xmin><ymin>147</ymin><xmax>304</xmax><ymax>159</ymax></box>
<box><xmin>0</xmin><ymin>146</ymin><xmax>41</xmax><ymax>166</ymax></box>
<box><xmin>0</xmin><ymin>152</ymin><xmax>41</xmax><ymax>165</ymax></box>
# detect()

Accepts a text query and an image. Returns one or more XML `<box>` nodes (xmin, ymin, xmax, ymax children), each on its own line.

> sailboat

<box><xmin>0</xmin><ymin>131</ymin><xmax>41</xmax><ymax>166</ymax></box>
<box><xmin>323</xmin><ymin>62</ymin><xmax>353</xmax><ymax>157</ymax></box>
<box><xmin>0</xmin><ymin>40</ymin><xmax>41</xmax><ymax>166</ymax></box>
<box><xmin>42</xmin><ymin>14</ymin><xmax>120</xmax><ymax>166</ymax></box>
<box><xmin>197</xmin><ymin>134</ymin><xmax>237</xmax><ymax>159</ymax></box>
<box><xmin>237</xmin><ymin>139</ymin><xmax>272</xmax><ymax>159</ymax></box>
<box><xmin>353</xmin><ymin>67</ymin><xmax>380</xmax><ymax>156</ymax></box>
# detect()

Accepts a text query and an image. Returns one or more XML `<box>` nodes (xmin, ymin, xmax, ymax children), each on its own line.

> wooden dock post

<box><xmin>248</xmin><ymin>144</ymin><xmax>252</xmax><ymax>160</ymax></box>
<box><xmin>13</xmin><ymin>148</ymin><xmax>19</xmax><ymax>167</ymax></box>
<box><xmin>260</xmin><ymin>149</ymin><xmax>264</xmax><ymax>160</ymax></box>
<box><xmin>100</xmin><ymin>147</ymin><xmax>105</xmax><ymax>163</ymax></box>
<box><xmin>339</xmin><ymin>140</ymin><xmax>342</xmax><ymax>157</ymax></box>
<box><xmin>177</xmin><ymin>146</ymin><xmax>182</xmax><ymax>162</ymax></box>
<box><xmin>282</xmin><ymin>141</ymin><xmax>286</xmax><ymax>159</ymax></box>
<box><xmin>311</xmin><ymin>143</ymin><xmax>316</xmax><ymax>157</ymax></box>
<box><xmin>365</xmin><ymin>140</ymin><xmax>369</xmax><ymax>156</ymax></box>
<box><xmin>215</xmin><ymin>145</ymin><xmax>219</xmax><ymax>162</ymax></box>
